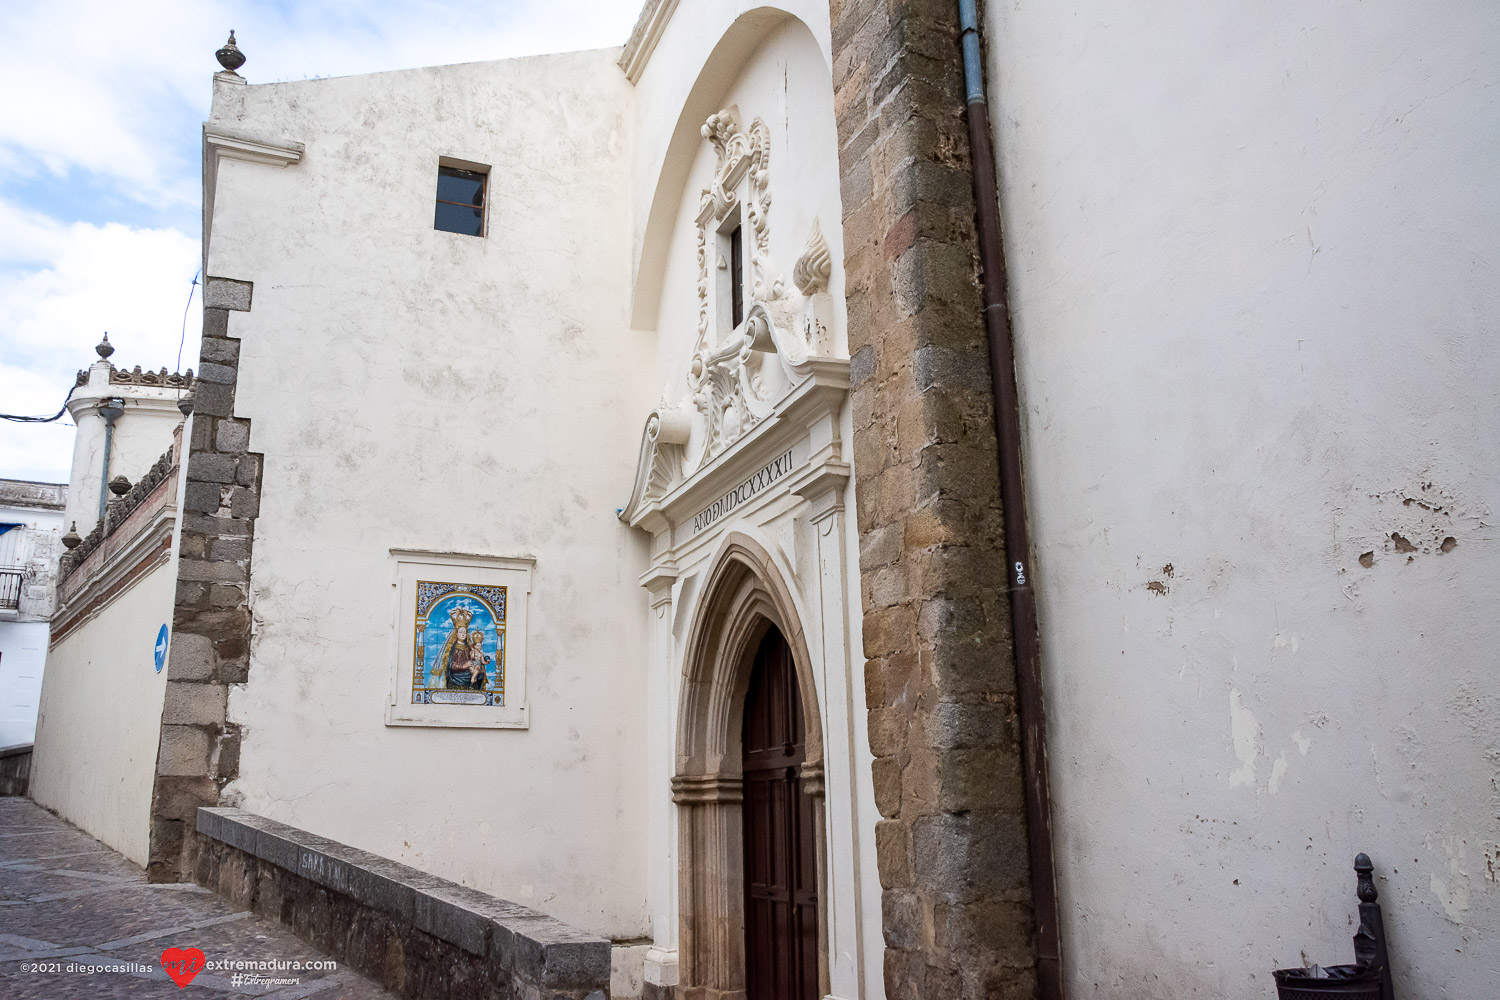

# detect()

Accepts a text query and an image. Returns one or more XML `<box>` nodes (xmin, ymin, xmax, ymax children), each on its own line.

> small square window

<box><xmin>435</xmin><ymin>165</ymin><xmax>487</xmax><ymax>237</ymax></box>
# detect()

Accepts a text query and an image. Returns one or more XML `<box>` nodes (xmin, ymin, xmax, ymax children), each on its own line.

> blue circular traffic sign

<box><xmin>154</xmin><ymin>625</ymin><xmax>169</xmax><ymax>673</ymax></box>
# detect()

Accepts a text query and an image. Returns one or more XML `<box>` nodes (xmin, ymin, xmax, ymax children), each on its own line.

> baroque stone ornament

<box><xmin>684</xmin><ymin>108</ymin><xmax>783</xmax><ymax>465</ymax></box>
<box><xmin>95</xmin><ymin>333</ymin><xmax>114</xmax><ymax>360</ymax></box>
<box><xmin>216</xmin><ymin>31</ymin><xmax>246</xmax><ymax>73</ymax></box>
<box><xmin>792</xmin><ymin>219</ymin><xmax>831</xmax><ymax>295</ymax></box>
<box><xmin>111</xmin><ymin>365</ymin><xmax>195</xmax><ymax>388</ymax></box>
<box><xmin>620</xmin><ymin>109</ymin><xmax>850</xmax><ymax>533</ymax></box>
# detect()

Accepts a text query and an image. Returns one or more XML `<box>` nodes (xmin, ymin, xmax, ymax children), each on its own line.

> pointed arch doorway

<box><xmin>672</xmin><ymin>535</ymin><xmax>829</xmax><ymax>1000</ymax></box>
<box><xmin>741</xmin><ymin>626</ymin><xmax>818</xmax><ymax>1000</ymax></box>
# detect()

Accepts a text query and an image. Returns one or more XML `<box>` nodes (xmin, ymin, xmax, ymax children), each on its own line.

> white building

<box><xmin>30</xmin><ymin>346</ymin><xmax>190</xmax><ymax>864</ymax></box>
<box><xmin>0</xmin><ymin>479</ymin><xmax>66</xmax><ymax>748</ymax></box>
<box><xmin>30</xmin><ymin>2</ymin><xmax>1499</xmax><ymax>999</ymax></box>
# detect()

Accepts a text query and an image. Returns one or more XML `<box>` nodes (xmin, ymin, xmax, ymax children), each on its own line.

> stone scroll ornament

<box><xmin>621</xmin><ymin>108</ymin><xmax>841</xmax><ymax>525</ymax></box>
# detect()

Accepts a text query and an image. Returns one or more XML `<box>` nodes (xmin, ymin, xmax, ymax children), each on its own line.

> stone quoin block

<box><xmin>191</xmin><ymin>381</ymin><xmax>236</xmax><ymax>419</ymax></box>
<box><xmin>161</xmin><ymin>680</ymin><xmax>227</xmax><ymax>726</ymax></box>
<box><xmin>167</xmin><ymin>632</ymin><xmax>216</xmax><ymax>681</ymax></box>
<box><xmin>214</xmin><ymin>418</ymin><xmax>251</xmax><ymax>453</ymax></box>
<box><xmin>187</xmin><ymin>451</ymin><xmax>236</xmax><ymax>484</ymax></box>
<box><xmin>150</xmin><ymin>276</ymin><xmax>260</xmax><ymax>885</ymax></box>
<box><xmin>203</xmin><ymin>276</ymin><xmax>253</xmax><ymax>311</ymax></box>
<box><xmin>157</xmin><ymin>726</ymin><xmax>212</xmax><ymax>776</ymax></box>
<box><xmin>194</xmin><ymin>361</ymin><xmax>238</xmax><ymax>385</ymax></box>
<box><xmin>198</xmin><ymin>336</ymin><xmax>240</xmax><ymax>362</ymax></box>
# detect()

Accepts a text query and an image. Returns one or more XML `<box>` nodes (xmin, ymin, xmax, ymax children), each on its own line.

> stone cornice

<box><xmin>619</xmin><ymin>0</ymin><xmax>680</xmax><ymax>84</ymax></box>
<box><xmin>640</xmin><ymin>559</ymin><xmax>681</xmax><ymax>595</ymax></box>
<box><xmin>203</xmin><ymin>126</ymin><xmax>304</xmax><ymax>167</ymax></box>
<box><xmin>622</xmin><ymin>366</ymin><xmax>850</xmax><ymax>534</ymax></box>
<box><xmin>51</xmin><ymin>502</ymin><xmax>174</xmax><ymax>646</ymax></box>
<box><xmin>0</xmin><ymin>480</ymin><xmax>65</xmax><ymax>510</ymax></box>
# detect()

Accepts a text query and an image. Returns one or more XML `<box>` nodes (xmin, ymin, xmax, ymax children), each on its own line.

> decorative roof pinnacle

<box><xmin>216</xmin><ymin>30</ymin><xmax>246</xmax><ymax>73</ymax></box>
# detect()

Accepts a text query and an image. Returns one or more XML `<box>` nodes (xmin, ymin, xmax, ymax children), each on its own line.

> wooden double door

<box><xmin>741</xmin><ymin>627</ymin><xmax>819</xmax><ymax>1000</ymax></box>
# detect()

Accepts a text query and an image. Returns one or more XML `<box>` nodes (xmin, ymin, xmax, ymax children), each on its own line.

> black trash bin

<box><xmin>1272</xmin><ymin>854</ymin><xmax>1395</xmax><ymax>1000</ymax></box>
<box><xmin>1272</xmin><ymin>964</ymin><xmax>1382</xmax><ymax>999</ymax></box>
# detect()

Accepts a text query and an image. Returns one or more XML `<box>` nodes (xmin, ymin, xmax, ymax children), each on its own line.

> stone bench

<box><xmin>194</xmin><ymin>806</ymin><xmax>609</xmax><ymax>1000</ymax></box>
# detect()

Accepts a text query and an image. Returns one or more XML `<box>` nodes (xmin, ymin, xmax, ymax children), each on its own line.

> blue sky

<box><xmin>0</xmin><ymin>0</ymin><xmax>641</xmax><ymax>483</ymax></box>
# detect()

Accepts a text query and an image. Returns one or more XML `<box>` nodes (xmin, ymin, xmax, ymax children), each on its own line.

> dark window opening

<box><xmin>435</xmin><ymin>165</ymin><xmax>487</xmax><ymax>237</ymax></box>
<box><xmin>730</xmin><ymin>225</ymin><xmax>744</xmax><ymax>328</ymax></box>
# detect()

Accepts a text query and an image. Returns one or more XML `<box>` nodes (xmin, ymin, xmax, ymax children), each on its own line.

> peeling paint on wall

<box><xmin>1268</xmin><ymin>751</ymin><xmax>1288</xmax><ymax>794</ymax></box>
<box><xmin>1428</xmin><ymin>833</ymin><xmax>1473</xmax><ymax>925</ymax></box>
<box><xmin>1229</xmin><ymin>688</ymin><xmax>1260</xmax><ymax>788</ymax></box>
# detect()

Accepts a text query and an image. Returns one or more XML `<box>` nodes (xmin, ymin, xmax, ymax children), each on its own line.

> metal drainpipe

<box><xmin>97</xmin><ymin>398</ymin><xmax>124</xmax><ymax>522</ymax></box>
<box><xmin>955</xmin><ymin>2</ymin><xmax>1064</xmax><ymax>997</ymax></box>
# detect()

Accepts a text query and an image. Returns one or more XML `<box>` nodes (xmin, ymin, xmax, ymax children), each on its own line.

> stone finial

<box><xmin>109</xmin><ymin>474</ymin><xmax>132</xmax><ymax>497</ymax></box>
<box><xmin>793</xmin><ymin>219</ymin><xmax>832</xmax><ymax>295</ymax></box>
<box><xmin>1354</xmin><ymin>853</ymin><xmax>1377</xmax><ymax>902</ymax></box>
<box><xmin>61</xmin><ymin>523</ymin><xmax>82</xmax><ymax>550</ymax></box>
<box><xmin>95</xmin><ymin>333</ymin><xmax>114</xmax><ymax>360</ymax></box>
<box><xmin>177</xmin><ymin>392</ymin><xmax>195</xmax><ymax>417</ymax></box>
<box><xmin>216</xmin><ymin>31</ymin><xmax>246</xmax><ymax>73</ymax></box>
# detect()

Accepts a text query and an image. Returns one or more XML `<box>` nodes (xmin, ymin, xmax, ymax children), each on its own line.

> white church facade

<box><xmin>29</xmin><ymin>2</ymin><xmax>1499</xmax><ymax>999</ymax></box>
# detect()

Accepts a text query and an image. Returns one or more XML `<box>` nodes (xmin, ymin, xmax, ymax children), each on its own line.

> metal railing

<box><xmin>0</xmin><ymin>570</ymin><xmax>22</xmax><ymax>611</ymax></box>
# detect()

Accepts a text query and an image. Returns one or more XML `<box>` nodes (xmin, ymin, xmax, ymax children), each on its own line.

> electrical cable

<box><xmin>176</xmin><ymin>271</ymin><xmax>200</xmax><ymax>375</ymax></box>
<box><xmin>1</xmin><ymin>381</ymin><xmax>75</xmax><ymax>424</ymax></box>
<box><xmin>0</xmin><ymin>403</ymin><xmax>70</xmax><ymax>423</ymax></box>
<box><xmin>3</xmin><ymin>271</ymin><xmax>199</xmax><ymax>424</ymax></box>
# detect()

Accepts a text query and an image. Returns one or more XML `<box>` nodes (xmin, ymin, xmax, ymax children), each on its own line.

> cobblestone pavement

<box><xmin>0</xmin><ymin>797</ymin><xmax>398</xmax><ymax>999</ymax></box>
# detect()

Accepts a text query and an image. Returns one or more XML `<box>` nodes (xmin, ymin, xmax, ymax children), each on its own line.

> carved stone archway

<box><xmin>672</xmin><ymin>533</ymin><xmax>828</xmax><ymax>1000</ymax></box>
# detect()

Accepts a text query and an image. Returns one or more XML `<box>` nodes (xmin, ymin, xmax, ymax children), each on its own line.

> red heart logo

<box><xmin>161</xmin><ymin>947</ymin><xmax>206</xmax><ymax>988</ymax></box>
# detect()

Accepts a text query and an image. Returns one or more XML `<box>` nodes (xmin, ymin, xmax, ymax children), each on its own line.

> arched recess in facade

<box><xmin>672</xmin><ymin>531</ymin><xmax>829</xmax><ymax>998</ymax></box>
<box><xmin>629</xmin><ymin>4</ymin><xmax>833</xmax><ymax>330</ymax></box>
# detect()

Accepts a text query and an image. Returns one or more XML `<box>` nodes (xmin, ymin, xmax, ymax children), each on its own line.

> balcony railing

<box><xmin>0</xmin><ymin>570</ymin><xmax>22</xmax><ymax>611</ymax></box>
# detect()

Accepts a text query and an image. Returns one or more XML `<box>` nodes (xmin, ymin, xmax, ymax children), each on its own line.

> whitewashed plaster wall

<box><xmin>204</xmin><ymin>51</ymin><xmax>656</xmax><ymax>939</ymax></box>
<box><xmin>982</xmin><ymin>2</ymin><xmax>1500</xmax><ymax>995</ymax></box>
<box><xmin>625</xmin><ymin>1</ymin><xmax>833</xmax><ymax>329</ymax></box>
<box><xmin>30</xmin><ymin>560</ymin><xmax>175</xmax><ymax>865</ymax></box>
<box><xmin>0</xmin><ymin>497</ymin><xmax>65</xmax><ymax>746</ymax></box>
<box><xmin>63</xmin><ymin>362</ymin><xmax>188</xmax><ymax>536</ymax></box>
<box><xmin>0</xmin><ymin>622</ymin><xmax>49</xmax><ymax>747</ymax></box>
<box><xmin>626</xmin><ymin>12</ymin><xmax>885</xmax><ymax>997</ymax></box>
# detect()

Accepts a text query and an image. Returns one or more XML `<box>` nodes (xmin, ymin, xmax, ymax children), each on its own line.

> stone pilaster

<box><xmin>828</xmin><ymin>2</ymin><xmax>1039</xmax><ymax>997</ymax></box>
<box><xmin>147</xmin><ymin>276</ymin><xmax>260</xmax><ymax>882</ymax></box>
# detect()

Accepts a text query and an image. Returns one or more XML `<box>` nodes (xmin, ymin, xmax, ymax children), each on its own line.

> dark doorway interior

<box><xmin>741</xmin><ymin>626</ymin><xmax>819</xmax><ymax>1000</ymax></box>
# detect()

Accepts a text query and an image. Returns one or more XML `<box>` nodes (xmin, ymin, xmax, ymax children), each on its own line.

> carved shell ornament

<box><xmin>793</xmin><ymin>219</ymin><xmax>831</xmax><ymax>295</ymax></box>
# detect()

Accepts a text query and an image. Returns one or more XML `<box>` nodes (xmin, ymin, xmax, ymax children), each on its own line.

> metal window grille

<box><xmin>0</xmin><ymin>570</ymin><xmax>22</xmax><ymax>611</ymax></box>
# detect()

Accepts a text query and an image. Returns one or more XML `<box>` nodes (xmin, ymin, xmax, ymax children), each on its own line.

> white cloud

<box><xmin>0</xmin><ymin>1</ymin><xmax>642</xmax><ymax>198</ymax></box>
<box><xmin>0</xmin><ymin>0</ymin><xmax>644</xmax><ymax>484</ymax></box>
<box><xmin>0</xmin><ymin>421</ymin><xmax>76</xmax><ymax>488</ymax></box>
<box><xmin>0</xmin><ymin>204</ymin><xmax>201</xmax><ymax>482</ymax></box>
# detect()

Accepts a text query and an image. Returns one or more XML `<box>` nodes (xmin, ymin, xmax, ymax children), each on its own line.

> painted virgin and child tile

<box><xmin>411</xmin><ymin>582</ymin><xmax>507</xmax><ymax>707</ymax></box>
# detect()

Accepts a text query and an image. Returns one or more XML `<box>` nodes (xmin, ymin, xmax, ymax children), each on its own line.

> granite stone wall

<box><xmin>148</xmin><ymin>276</ymin><xmax>261</xmax><ymax>882</ymax></box>
<box><xmin>827</xmin><ymin>2</ymin><xmax>1039</xmax><ymax>997</ymax></box>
